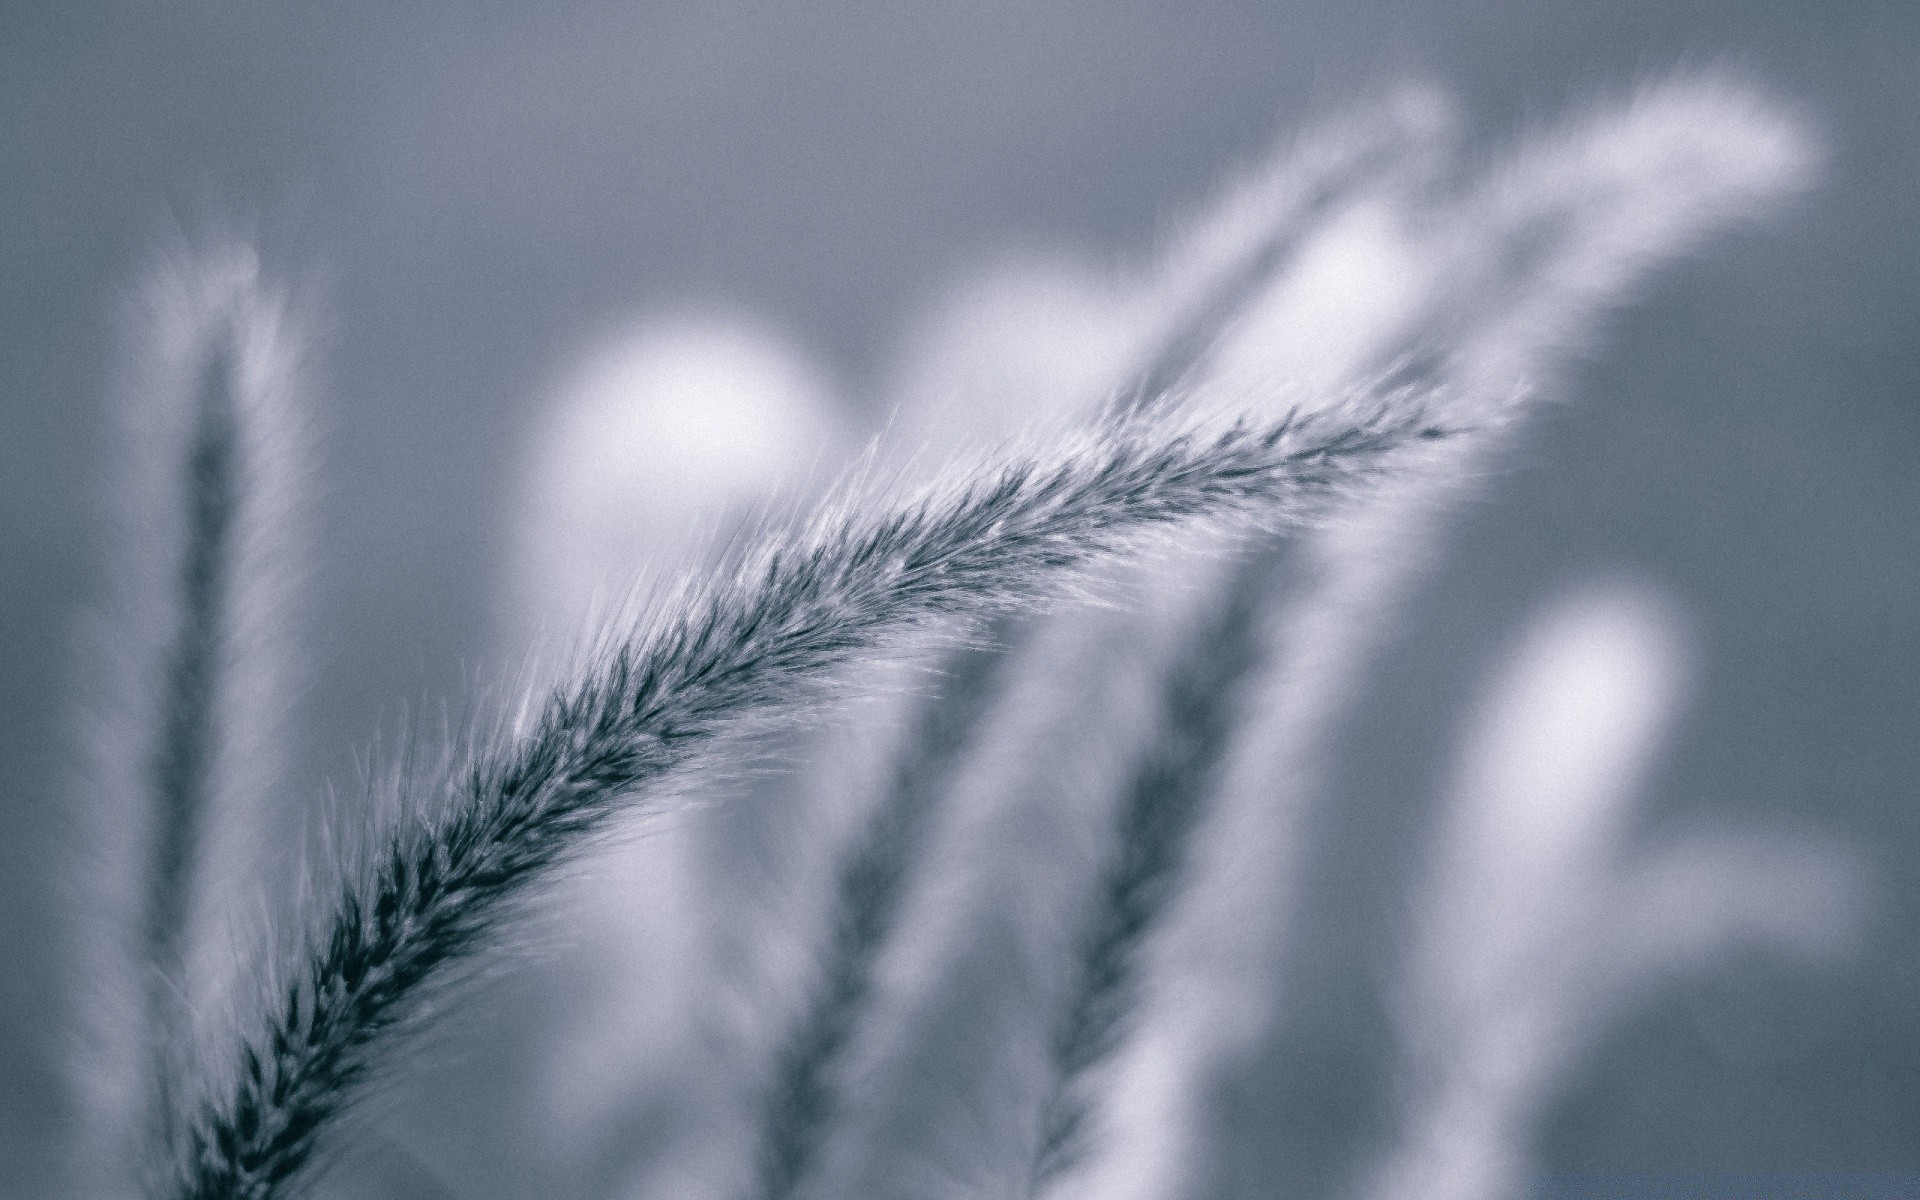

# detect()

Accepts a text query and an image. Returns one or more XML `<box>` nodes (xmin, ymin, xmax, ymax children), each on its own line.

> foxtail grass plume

<box><xmin>155</xmin><ymin>382</ymin><xmax>1456</xmax><ymax>1200</ymax></box>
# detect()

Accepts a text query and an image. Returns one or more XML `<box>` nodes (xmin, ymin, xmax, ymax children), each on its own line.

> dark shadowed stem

<box><xmin>1028</xmin><ymin>551</ymin><xmax>1279</xmax><ymax>1189</ymax></box>
<box><xmin>146</xmin><ymin>337</ymin><xmax>240</xmax><ymax>1096</ymax></box>
<box><xmin>750</xmin><ymin>628</ymin><xmax>1011</xmax><ymax>1200</ymax></box>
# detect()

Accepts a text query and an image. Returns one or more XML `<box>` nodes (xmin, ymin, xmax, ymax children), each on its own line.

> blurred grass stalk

<box><xmin>68</xmin><ymin>243</ymin><xmax>307</xmax><ymax>1199</ymax></box>
<box><xmin>1356</xmin><ymin>583</ymin><xmax>1860</xmax><ymax>1200</ymax></box>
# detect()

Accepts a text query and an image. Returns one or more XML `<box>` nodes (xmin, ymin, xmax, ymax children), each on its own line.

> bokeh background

<box><xmin>3</xmin><ymin>2</ymin><xmax>1917</xmax><ymax>1197</ymax></box>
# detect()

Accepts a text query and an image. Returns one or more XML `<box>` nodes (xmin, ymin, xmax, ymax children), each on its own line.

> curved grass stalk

<box><xmin>154</xmin><ymin>388</ymin><xmax>1456</xmax><ymax>1200</ymax></box>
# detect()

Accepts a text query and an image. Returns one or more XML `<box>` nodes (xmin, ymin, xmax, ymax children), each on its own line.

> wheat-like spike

<box><xmin>154</xmin><ymin>388</ymin><xmax>1456</xmax><ymax>1200</ymax></box>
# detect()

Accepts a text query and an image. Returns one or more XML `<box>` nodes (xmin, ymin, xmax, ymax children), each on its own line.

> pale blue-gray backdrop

<box><xmin>3</xmin><ymin>3</ymin><xmax>1915</xmax><ymax>1197</ymax></box>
